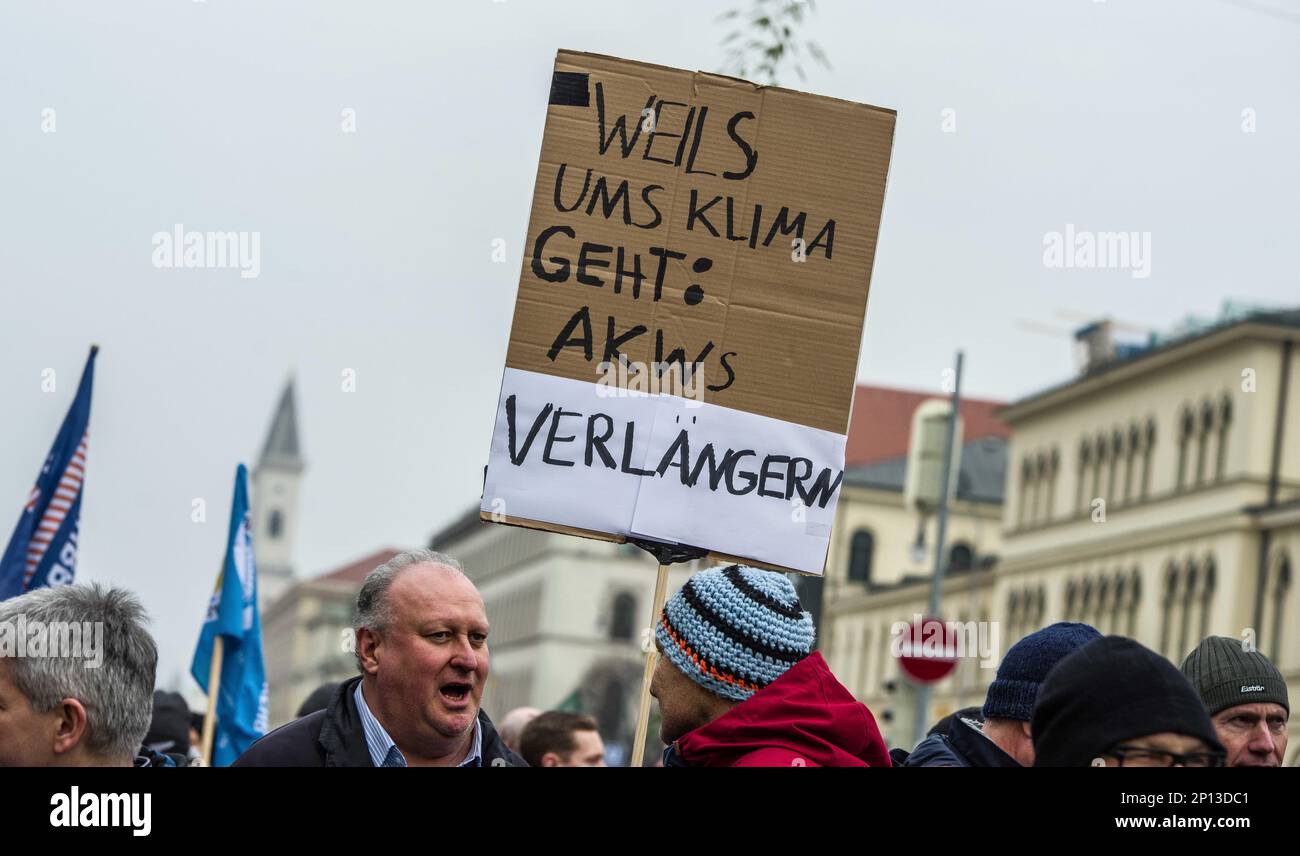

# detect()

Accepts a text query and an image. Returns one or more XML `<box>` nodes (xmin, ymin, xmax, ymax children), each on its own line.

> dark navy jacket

<box><xmin>903</xmin><ymin>717</ymin><xmax>1021</xmax><ymax>767</ymax></box>
<box><xmin>232</xmin><ymin>675</ymin><xmax>525</xmax><ymax>767</ymax></box>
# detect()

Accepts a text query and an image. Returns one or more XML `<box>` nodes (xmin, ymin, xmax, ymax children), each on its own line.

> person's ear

<box><xmin>541</xmin><ymin>752</ymin><xmax>562</xmax><ymax>767</ymax></box>
<box><xmin>51</xmin><ymin>698</ymin><xmax>90</xmax><ymax>756</ymax></box>
<box><xmin>1020</xmin><ymin>720</ymin><xmax>1032</xmax><ymax>739</ymax></box>
<box><xmin>356</xmin><ymin>628</ymin><xmax>382</xmax><ymax>675</ymax></box>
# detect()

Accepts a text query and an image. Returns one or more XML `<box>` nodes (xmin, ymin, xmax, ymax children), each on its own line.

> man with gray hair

<box><xmin>1181</xmin><ymin>635</ymin><xmax>1290</xmax><ymax>767</ymax></box>
<box><xmin>235</xmin><ymin>549</ymin><xmax>524</xmax><ymax>766</ymax></box>
<box><xmin>0</xmin><ymin>583</ymin><xmax>159</xmax><ymax>767</ymax></box>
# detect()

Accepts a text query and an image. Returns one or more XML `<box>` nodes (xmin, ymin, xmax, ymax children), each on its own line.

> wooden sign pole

<box><xmin>201</xmin><ymin>636</ymin><xmax>223</xmax><ymax>765</ymax></box>
<box><xmin>630</xmin><ymin>562</ymin><xmax>670</xmax><ymax>768</ymax></box>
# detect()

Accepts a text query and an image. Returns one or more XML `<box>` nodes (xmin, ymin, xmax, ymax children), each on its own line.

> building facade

<box><xmin>819</xmin><ymin>310</ymin><xmax>1300</xmax><ymax>764</ymax></box>
<box><xmin>261</xmin><ymin>548</ymin><xmax>402</xmax><ymax>728</ymax></box>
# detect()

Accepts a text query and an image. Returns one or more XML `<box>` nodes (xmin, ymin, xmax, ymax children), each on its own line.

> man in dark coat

<box><xmin>905</xmin><ymin>622</ymin><xmax>1100</xmax><ymax>767</ymax></box>
<box><xmin>235</xmin><ymin>550</ymin><xmax>524</xmax><ymax>767</ymax></box>
<box><xmin>234</xmin><ymin>674</ymin><xmax>521</xmax><ymax>767</ymax></box>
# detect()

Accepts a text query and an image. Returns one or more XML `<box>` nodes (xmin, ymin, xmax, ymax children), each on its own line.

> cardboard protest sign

<box><xmin>481</xmin><ymin>50</ymin><xmax>895</xmax><ymax>574</ymax></box>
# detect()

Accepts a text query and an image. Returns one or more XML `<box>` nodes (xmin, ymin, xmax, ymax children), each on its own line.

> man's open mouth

<box><xmin>440</xmin><ymin>682</ymin><xmax>472</xmax><ymax>703</ymax></box>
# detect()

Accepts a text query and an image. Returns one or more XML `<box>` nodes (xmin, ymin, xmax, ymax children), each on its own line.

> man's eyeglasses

<box><xmin>1107</xmin><ymin>745</ymin><xmax>1226</xmax><ymax>767</ymax></box>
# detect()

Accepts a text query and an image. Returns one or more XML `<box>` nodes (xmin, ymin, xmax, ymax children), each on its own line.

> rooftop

<box><xmin>313</xmin><ymin>548</ymin><xmax>404</xmax><ymax>586</ymax></box>
<box><xmin>844</xmin><ymin>435</ymin><xmax>1008</xmax><ymax>504</ymax></box>
<box><xmin>846</xmin><ymin>384</ymin><xmax>1009</xmax><ymax>468</ymax></box>
<box><xmin>1003</xmin><ymin>305</ymin><xmax>1300</xmax><ymax>420</ymax></box>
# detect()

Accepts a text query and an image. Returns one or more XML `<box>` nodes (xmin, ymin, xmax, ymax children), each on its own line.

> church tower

<box><xmin>252</xmin><ymin>379</ymin><xmax>304</xmax><ymax>611</ymax></box>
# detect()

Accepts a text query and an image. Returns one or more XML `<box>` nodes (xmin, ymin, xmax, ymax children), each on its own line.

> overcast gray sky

<box><xmin>2</xmin><ymin>0</ymin><xmax>1296</xmax><ymax>689</ymax></box>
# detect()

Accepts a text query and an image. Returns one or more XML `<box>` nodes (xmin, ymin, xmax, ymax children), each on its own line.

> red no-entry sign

<box><xmin>896</xmin><ymin>616</ymin><xmax>958</xmax><ymax>684</ymax></box>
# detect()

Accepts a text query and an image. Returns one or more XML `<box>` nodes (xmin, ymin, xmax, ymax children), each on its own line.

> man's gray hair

<box><xmin>0</xmin><ymin>583</ymin><xmax>157</xmax><ymax>763</ymax></box>
<box><xmin>352</xmin><ymin>549</ymin><xmax>465</xmax><ymax>670</ymax></box>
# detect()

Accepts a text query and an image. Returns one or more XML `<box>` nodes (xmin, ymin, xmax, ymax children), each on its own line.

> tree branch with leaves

<box><xmin>719</xmin><ymin>0</ymin><xmax>830</xmax><ymax>85</ymax></box>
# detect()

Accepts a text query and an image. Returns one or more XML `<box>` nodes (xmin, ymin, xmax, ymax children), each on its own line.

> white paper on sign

<box><xmin>627</xmin><ymin>393</ymin><xmax>844</xmax><ymax>574</ymax></box>
<box><xmin>481</xmin><ymin>368</ymin><xmax>654</xmax><ymax>536</ymax></box>
<box><xmin>481</xmin><ymin>368</ymin><xmax>847</xmax><ymax>574</ymax></box>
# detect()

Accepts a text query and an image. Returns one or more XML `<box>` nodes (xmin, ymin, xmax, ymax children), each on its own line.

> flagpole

<box><xmin>630</xmin><ymin>563</ymin><xmax>670</xmax><ymax>768</ymax></box>
<box><xmin>201</xmin><ymin>636</ymin><xmax>223</xmax><ymax>765</ymax></box>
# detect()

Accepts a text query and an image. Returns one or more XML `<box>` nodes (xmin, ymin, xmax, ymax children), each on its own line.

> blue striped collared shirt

<box><xmin>354</xmin><ymin>681</ymin><xmax>482</xmax><ymax>767</ymax></box>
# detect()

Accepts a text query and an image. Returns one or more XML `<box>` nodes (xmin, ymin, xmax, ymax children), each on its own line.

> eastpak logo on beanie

<box><xmin>656</xmin><ymin>564</ymin><xmax>814</xmax><ymax>702</ymax></box>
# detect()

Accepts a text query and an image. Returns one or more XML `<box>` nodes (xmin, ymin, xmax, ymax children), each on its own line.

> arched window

<box><xmin>1141</xmin><ymin>419</ymin><xmax>1157</xmax><ymax>499</ymax></box>
<box><xmin>1081</xmin><ymin>579</ymin><xmax>1095</xmax><ymax>627</ymax></box>
<box><xmin>949</xmin><ymin>542</ymin><xmax>974</xmax><ymax>573</ymax></box>
<box><xmin>1092</xmin><ymin>433</ymin><xmax>1107</xmax><ymax>504</ymax></box>
<box><xmin>1020</xmin><ymin>458</ymin><xmax>1034</xmax><ymax>526</ymax></box>
<box><xmin>1038</xmin><ymin>453</ymin><xmax>1050</xmax><ymax>523</ymax></box>
<box><xmin>267</xmin><ymin>509</ymin><xmax>283</xmax><ymax>540</ymax></box>
<box><xmin>1178</xmin><ymin>561</ymin><xmax>1198</xmax><ymax>661</ymax></box>
<box><xmin>1124</xmin><ymin>424</ymin><xmax>1141</xmax><ymax>504</ymax></box>
<box><xmin>1008</xmin><ymin>591</ymin><xmax>1021</xmax><ymax>642</ymax></box>
<box><xmin>848</xmin><ymin>530</ymin><xmax>874</xmax><ymax>584</ymax></box>
<box><xmin>1271</xmin><ymin>555</ymin><xmax>1292</xmax><ymax>661</ymax></box>
<box><xmin>1107</xmin><ymin>430</ymin><xmax>1123</xmax><ymax>505</ymax></box>
<box><xmin>1160</xmin><ymin>564</ymin><xmax>1179</xmax><ymax>657</ymax></box>
<box><xmin>1065</xmin><ymin>580</ymin><xmax>1078</xmax><ymax>621</ymax></box>
<box><xmin>1046</xmin><ymin>449</ymin><xmax>1060</xmax><ymax>520</ymax></box>
<box><xmin>1196</xmin><ymin>400</ymin><xmax>1215</xmax><ymax>486</ymax></box>
<box><xmin>1097</xmin><ymin>576</ymin><xmax>1112</xmax><ymax>634</ymax></box>
<box><xmin>1127</xmin><ymin>568</ymin><xmax>1142</xmax><ymax>636</ymax></box>
<box><xmin>1077</xmin><ymin>439</ymin><xmax>1092</xmax><ymax>514</ymax></box>
<box><xmin>1200</xmin><ymin>557</ymin><xmax>1216</xmax><ymax>641</ymax></box>
<box><xmin>1110</xmin><ymin>573</ymin><xmax>1126</xmax><ymax>634</ymax></box>
<box><xmin>1177</xmin><ymin>407</ymin><xmax>1195</xmax><ymax>490</ymax></box>
<box><xmin>1216</xmin><ymin>395</ymin><xmax>1232</xmax><ymax>481</ymax></box>
<box><xmin>610</xmin><ymin>591</ymin><xmax>637</xmax><ymax>641</ymax></box>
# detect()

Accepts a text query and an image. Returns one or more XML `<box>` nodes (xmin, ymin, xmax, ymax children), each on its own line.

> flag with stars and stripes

<box><xmin>0</xmin><ymin>346</ymin><xmax>97</xmax><ymax>600</ymax></box>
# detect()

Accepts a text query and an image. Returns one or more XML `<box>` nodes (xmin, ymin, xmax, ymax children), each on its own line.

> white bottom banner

<box><xmin>481</xmin><ymin>368</ymin><xmax>846</xmax><ymax>574</ymax></box>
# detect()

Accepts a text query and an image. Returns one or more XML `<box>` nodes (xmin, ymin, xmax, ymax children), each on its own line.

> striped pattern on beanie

<box><xmin>656</xmin><ymin>564</ymin><xmax>815</xmax><ymax>702</ymax></box>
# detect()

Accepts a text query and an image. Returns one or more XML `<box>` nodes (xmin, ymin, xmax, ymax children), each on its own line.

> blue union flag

<box><xmin>0</xmin><ymin>346</ymin><xmax>97</xmax><ymax>600</ymax></box>
<box><xmin>191</xmin><ymin>464</ymin><xmax>269</xmax><ymax>765</ymax></box>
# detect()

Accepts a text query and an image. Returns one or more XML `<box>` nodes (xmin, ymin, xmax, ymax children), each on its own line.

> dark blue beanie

<box><xmin>982</xmin><ymin>622</ymin><xmax>1101</xmax><ymax>721</ymax></box>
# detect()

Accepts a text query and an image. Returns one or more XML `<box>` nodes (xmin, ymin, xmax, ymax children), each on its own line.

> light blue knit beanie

<box><xmin>656</xmin><ymin>564</ymin><xmax>815</xmax><ymax>702</ymax></box>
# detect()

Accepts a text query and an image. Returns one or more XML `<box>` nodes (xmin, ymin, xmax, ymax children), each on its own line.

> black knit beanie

<box><xmin>1032</xmin><ymin>636</ymin><xmax>1223</xmax><ymax>766</ymax></box>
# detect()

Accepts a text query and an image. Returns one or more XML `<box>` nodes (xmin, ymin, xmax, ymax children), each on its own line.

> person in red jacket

<box><xmin>649</xmin><ymin>564</ymin><xmax>890</xmax><ymax>767</ymax></box>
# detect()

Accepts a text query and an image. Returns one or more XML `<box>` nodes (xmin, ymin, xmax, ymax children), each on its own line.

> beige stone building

<box><xmin>261</xmin><ymin>548</ymin><xmax>401</xmax><ymax>728</ymax></box>
<box><xmin>820</xmin><ymin>308</ymin><xmax>1300</xmax><ymax>764</ymax></box>
<box><xmin>815</xmin><ymin>400</ymin><xmax>1010</xmax><ymax>744</ymax></box>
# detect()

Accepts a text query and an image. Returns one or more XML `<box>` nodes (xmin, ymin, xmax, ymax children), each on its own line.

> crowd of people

<box><xmin>0</xmin><ymin>549</ymin><xmax>1289</xmax><ymax>767</ymax></box>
